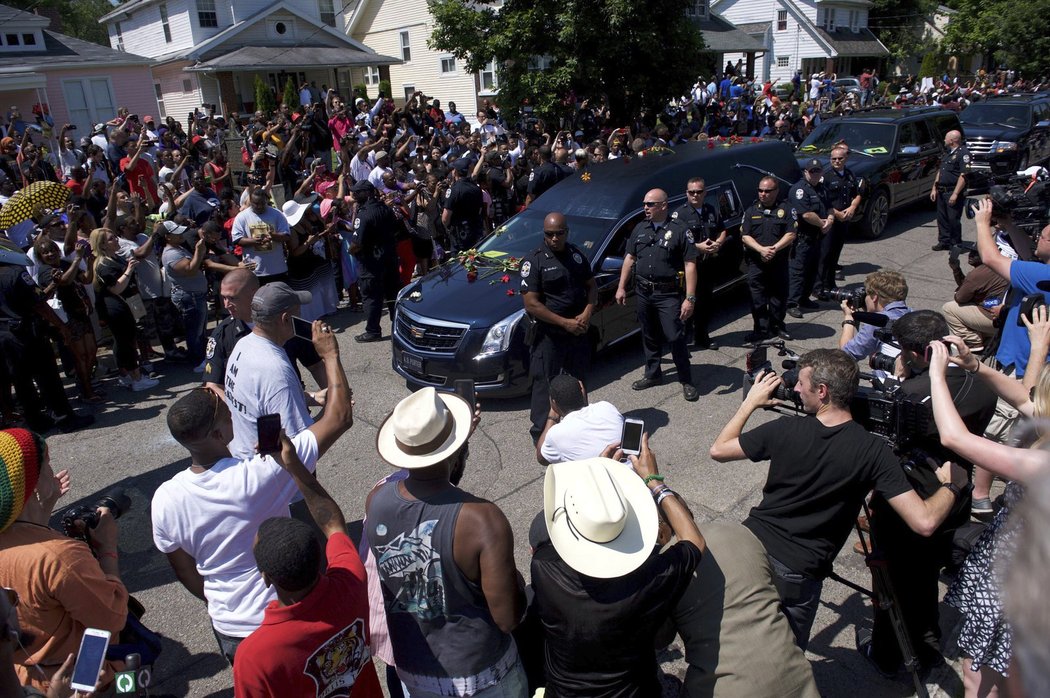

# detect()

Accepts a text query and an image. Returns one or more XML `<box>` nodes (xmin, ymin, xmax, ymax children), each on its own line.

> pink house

<box><xmin>0</xmin><ymin>3</ymin><xmax>157</xmax><ymax>145</ymax></box>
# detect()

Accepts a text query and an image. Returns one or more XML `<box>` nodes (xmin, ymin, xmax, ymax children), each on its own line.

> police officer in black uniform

<box><xmin>202</xmin><ymin>267</ymin><xmax>325</xmax><ymax>394</ymax></box>
<box><xmin>349</xmin><ymin>180</ymin><xmax>399</xmax><ymax>343</ymax></box>
<box><xmin>787</xmin><ymin>159</ymin><xmax>832</xmax><ymax>318</ymax></box>
<box><xmin>615</xmin><ymin>188</ymin><xmax>699</xmax><ymax>401</ymax></box>
<box><xmin>930</xmin><ymin>129</ymin><xmax>970</xmax><ymax>251</ymax></box>
<box><xmin>816</xmin><ymin>144</ymin><xmax>862</xmax><ymax>298</ymax></box>
<box><xmin>0</xmin><ymin>238</ymin><xmax>92</xmax><ymax>433</ymax></box>
<box><xmin>524</xmin><ymin>145</ymin><xmax>567</xmax><ymax>207</ymax></box>
<box><xmin>441</xmin><ymin>159</ymin><xmax>484</xmax><ymax>255</ymax></box>
<box><xmin>520</xmin><ymin>211</ymin><xmax>597</xmax><ymax>441</ymax></box>
<box><xmin>670</xmin><ymin>177</ymin><xmax>727</xmax><ymax>349</ymax></box>
<box><xmin>741</xmin><ymin>176</ymin><xmax>798</xmax><ymax>346</ymax></box>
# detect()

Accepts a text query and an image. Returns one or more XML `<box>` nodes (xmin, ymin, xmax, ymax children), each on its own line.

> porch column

<box><xmin>746</xmin><ymin>52</ymin><xmax>755</xmax><ymax>80</ymax></box>
<box><xmin>216</xmin><ymin>72</ymin><xmax>239</xmax><ymax>115</ymax></box>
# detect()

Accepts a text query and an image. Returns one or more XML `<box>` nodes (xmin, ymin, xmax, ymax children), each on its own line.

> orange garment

<box><xmin>0</xmin><ymin>522</ymin><xmax>127</xmax><ymax>690</ymax></box>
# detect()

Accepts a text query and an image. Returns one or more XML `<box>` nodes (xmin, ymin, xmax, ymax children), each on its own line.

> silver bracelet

<box><xmin>656</xmin><ymin>488</ymin><xmax>677</xmax><ymax>507</ymax></box>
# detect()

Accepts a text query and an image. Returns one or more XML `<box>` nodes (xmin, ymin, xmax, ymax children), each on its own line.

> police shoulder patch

<box><xmin>685</xmin><ymin>231</ymin><xmax>694</xmax><ymax>244</ymax></box>
<box><xmin>205</xmin><ymin>336</ymin><xmax>217</xmax><ymax>359</ymax></box>
<box><xmin>572</xmin><ymin>252</ymin><xmax>583</xmax><ymax>264</ymax></box>
<box><xmin>20</xmin><ymin>271</ymin><xmax>33</xmax><ymax>285</ymax></box>
<box><xmin>353</xmin><ymin>218</ymin><xmax>361</xmax><ymax>229</ymax></box>
<box><xmin>528</xmin><ymin>172</ymin><xmax>535</xmax><ymax>181</ymax></box>
<box><xmin>962</xmin><ymin>154</ymin><xmax>971</xmax><ymax>163</ymax></box>
<box><xmin>446</xmin><ymin>188</ymin><xmax>452</xmax><ymax>198</ymax></box>
<box><xmin>520</xmin><ymin>260</ymin><xmax>531</xmax><ymax>278</ymax></box>
<box><xmin>671</xmin><ymin>211</ymin><xmax>679</xmax><ymax>220</ymax></box>
<box><xmin>795</xmin><ymin>188</ymin><xmax>804</xmax><ymax>200</ymax></box>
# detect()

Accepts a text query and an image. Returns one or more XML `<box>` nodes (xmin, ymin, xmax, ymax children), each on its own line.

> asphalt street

<box><xmin>43</xmin><ymin>201</ymin><xmax>988</xmax><ymax>697</ymax></box>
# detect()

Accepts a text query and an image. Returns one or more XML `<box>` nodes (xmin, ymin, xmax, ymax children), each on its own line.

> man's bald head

<box><xmin>945</xmin><ymin>130</ymin><xmax>962</xmax><ymax>147</ymax></box>
<box><xmin>644</xmin><ymin>188</ymin><xmax>669</xmax><ymax>223</ymax></box>
<box><xmin>544</xmin><ymin>212</ymin><xmax>567</xmax><ymax>231</ymax></box>
<box><xmin>220</xmin><ymin>268</ymin><xmax>260</xmax><ymax>322</ymax></box>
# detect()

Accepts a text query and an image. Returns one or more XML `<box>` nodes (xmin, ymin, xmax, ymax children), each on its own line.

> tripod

<box><xmin>828</xmin><ymin>503</ymin><xmax>930</xmax><ymax>698</ymax></box>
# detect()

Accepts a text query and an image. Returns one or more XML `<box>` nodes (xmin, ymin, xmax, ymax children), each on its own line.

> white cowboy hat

<box><xmin>543</xmin><ymin>458</ymin><xmax>658</xmax><ymax>579</ymax></box>
<box><xmin>376</xmin><ymin>387</ymin><xmax>473</xmax><ymax>469</ymax></box>
<box><xmin>281</xmin><ymin>197</ymin><xmax>314</xmax><ymax>227</ymax></box>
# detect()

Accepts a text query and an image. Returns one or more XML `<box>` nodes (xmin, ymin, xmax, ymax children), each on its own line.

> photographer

<box><xmin>862</xmin><ymin>310</ymin><xmax>996</xmax><ymax>675</ymax></box>
<box><xmin>942</xmin><ymin>245</ymin><xmax>1008</xmax><ymax>352</ymax></box>
<box><xmin>838</xmin><ymin>270</ymin><xmax>911</xmax><ymax>361</ymax></box>
<box><xmin>0</xmin><ymin>428</ymin><xmax>128</xmax><ymax>691</ymax></box>
<box><xmin>710</xmin><ymin>348</ymin><xmax>968</xmax><ymax>650</ymax></box>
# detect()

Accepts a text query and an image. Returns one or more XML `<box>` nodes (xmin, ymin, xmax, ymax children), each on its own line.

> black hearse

<box><xmin>391</xmin><ymin>140</ymin><xmax>802</xmax><ymax>397</ymax></box>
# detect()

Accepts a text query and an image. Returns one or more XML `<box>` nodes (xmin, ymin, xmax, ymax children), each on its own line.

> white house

<box><xmin>713</xmin><ymin>0</ymin><xmax>889</xmax><ymax>84</ymax></box>
<box><xmin>98</xmin><ymin>0</ymin><xmax>399</xmax><ymax>118</ymax></box>
<box><xmin>0</xmin><ymin>4</ymin><xmax>156</xmax><ymax>137</ymax></box>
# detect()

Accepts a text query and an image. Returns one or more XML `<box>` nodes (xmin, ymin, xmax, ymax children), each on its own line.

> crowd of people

<box><xmin>0</xmin><ymin>65</ymin><xmax>1049</xmax><ymax>698</ymax></box>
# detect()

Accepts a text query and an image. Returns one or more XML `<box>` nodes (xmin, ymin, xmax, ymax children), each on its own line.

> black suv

<box><xmin>960</xmin><ymin>93</ymin><xmax>1050</xmax><ymax>173</ymax></box>
<box><xmin>796</xmin><ymin>107</ymin><xmax>963</xmax><ymax>238</ymax></box>
<box><xmin>391</xmin><ymin>140</ymin><xmax>801</xmax><ymax>397</ymax></box>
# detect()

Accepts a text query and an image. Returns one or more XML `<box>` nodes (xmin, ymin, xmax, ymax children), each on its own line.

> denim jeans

<box><xmin>171</xmin><ymin>288</ymin><xmax>208</xmax><ymax>364</ymax></box>
<box><xmin>403</xmin><ymin>659</ymin><xmax>528</xmax><ymax>698</ymax></box>
<box><xmin>767</xmin><ymin>554</ymin><xmax>823</xmax><ymax>651</ymax></box>
<box><xmin>211</xmin><ymin>626</ymin><xmax>245</xmax><ymax>665</ymax></box>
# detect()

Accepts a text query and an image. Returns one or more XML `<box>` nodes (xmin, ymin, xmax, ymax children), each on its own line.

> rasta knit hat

<box><xmin>0</xmin><ymin>429</ymin><xmax>45</xmax><ymax>533</ymax></box>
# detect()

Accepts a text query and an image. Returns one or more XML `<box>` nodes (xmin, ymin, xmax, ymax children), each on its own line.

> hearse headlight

<box><xmin>476</xmin><ymin>309</ymin><xmax>525</xmax><ymax>358</ymax></box>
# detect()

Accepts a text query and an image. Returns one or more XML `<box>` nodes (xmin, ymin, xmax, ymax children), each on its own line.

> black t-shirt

<box><xmin>95</xmin><ymin>255</ymin><xmax>138</xmax><ymax>301</ymax></box>
<box><xmin>531</xmin><ymin>535</ymin><xmax>701</xmax><ymax>698</ymax></box>
<box><xmin>740</xmin><ymin>415</ymin><xmax>912</xmax><ymax>578</ymax></box>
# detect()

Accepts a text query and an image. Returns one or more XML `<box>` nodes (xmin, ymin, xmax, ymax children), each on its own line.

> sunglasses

<box><xmin>544</xmin><ymin>229</ymin><xmax>568</xmax><ymax>237</ymax></box>
<box><xmin>642</xmin><ymin>201</ymin><xmax>666</xmax><ymax>207</ymax></box>
<box><xmin>687</xmin><ymin>189</ymin><xmax>705</xmax><ymax>195</ymax></box>
<box><xmin>758</xmin><ymin>188</ymin><xmax>777</xmax><ymax>193</ymax></box>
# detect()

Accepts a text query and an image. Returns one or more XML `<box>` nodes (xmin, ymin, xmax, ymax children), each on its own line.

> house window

<box><xmin>777</xmin><ymin>56</ymin><xmax>789</xmax><ymax>68</ymax></box>
<box><xmin>4</xmin><ymin>34</ymin><xmax>18</xmax><ymax>46</ymax></box>
<box><xmin>823</xmin><ymin>8</ymin><xmax>836</xmax><ymax>30</ymax></box>
<box><xmin>114</xmin><ymin>22</ymin><xmax>124</xmax><ymax>51</ymax></box>
<box><xmin>850</xmin><ymin>10</ymin><xmax>860</xmax><ymax>32</ymax></box>
<box><xmin>399</xmin><ymin>30</ymin><xmax>411</xmax><ymax>62</ymax></box>
<box><xmin>777</xmin><ymin>10</ymin><xmax>787</xmax><ymax>31</ymax></box>
<box><xmin>62</xmin><ymin>77</ymin><xmax>117</xmax><ymax>133</ymax></box>
<box><xmin>183</xmin><ymin>78</ymin><xmax>193</xmax><ymax>93</ymax></box>
<box><xmin>528</xmin><ymin>55</ymin><xmax>553</xmax><ymax>71</ymax></box>
<box><xmin>197</xmin><ymin>0</ymin><xmax>218</xmax><ymax>28</ymax></box>
<box><xmin>159</xmin><ymin>4</ymin><xmax>172</xmax><ymax>43</ymax></box>
<box><xmin>480</xmin><ymin>59</ymin><xmax>498</xmax><ymax>91</ymax></box>
<box><xmin>685</xmin><ymin>0</ymin><xmax>709</xmax><ymax>19</ymax></box>
<box><xmin>402</xmin><ymin>84</ymin><xmax>415</xmax><ymax>101</ymax></box>
<box><xmin>364</xmin><ymin>66</ymin><xmax>379</xmax><ymax>86</ymax></box>
<box><xmin>22</xmin><ymin>33</ymin><xmax>35</xmax><ymax>45</ymax></box>
<box><xmin>318</xmin><ymin>0</ymin><xmax>336</xmax><ymax>27</ymax></box>
<box><xmin>154</xmin><ymin>82</ymin><xmax>166</xmax><ymax>119</ymax></box>
<box><xmin>440</xmin><ymin>57</ymin><xmax>456</xmax><ymax>74</ymax></box>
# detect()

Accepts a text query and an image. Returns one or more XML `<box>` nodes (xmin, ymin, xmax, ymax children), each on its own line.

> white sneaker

<box><xmin>130</xmin><ymin>376</ymin><xmax>159</xmax><ymax>392</ymax></box>
<box><xmin>193</xmin><ymin>360</ymin><xmax>206</xmax><ymax>374</ymax></box>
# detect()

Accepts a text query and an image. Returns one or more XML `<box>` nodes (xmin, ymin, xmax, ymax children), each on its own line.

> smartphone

<box><xmin>291</xmin><ymin>316</ymin><xmax>313</xmax><ymax>341</ymax></box>
<box><xmin>452</xmin><ymin>378</ymin><xmax>475</xmax><ymax>409</ymax></box>
<box><xmin>257</xmin><ymin>413</ymin><xmax>282</xmax><ymax>454</ymax></box>
<box><xmin>1016</xmin><ymin>293</ymin><xmax>1046</xmax><ymax>327</ymax></box>
<box><xmin>620</xmin><ymin>418</ymin><xmax>644</xmax><ymax>456</ymax></box>
<box><xmin>924</xmin><ymin>340</ymin><xmax>961</xmax><ymax>363</ymax></box>
<box><xmin>70</xmin><ymin>628</ymin><xmax>111</xmax><ymax>692</ymax></box>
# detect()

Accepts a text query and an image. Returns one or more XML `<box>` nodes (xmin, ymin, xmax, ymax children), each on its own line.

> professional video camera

<box><xmin>825</xmin><ymin>284</ymin><xmax>866</xmax><ymax>310</ymax></box>
<box><xmin>967</xmin><ymin>167</ymin><xmax>1050</xmax><ymax>235</ymax></box>
<box><xmin>61</xmin><ymin>490</ymin><xmax>131</xmax><ymax>543</ymax></box>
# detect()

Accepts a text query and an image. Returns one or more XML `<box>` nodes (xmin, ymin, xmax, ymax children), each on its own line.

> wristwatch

<box><xmin>941</xmin><ymin>481</ymin><xmax>962</xmax><ymax>497</ymax></box>
<box><xmin>685</xmin><ymin>295</ymin><xmax>696</xmax><ymax>303</ymax></box>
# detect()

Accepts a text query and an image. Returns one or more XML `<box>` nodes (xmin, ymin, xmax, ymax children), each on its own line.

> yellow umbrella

<box><xmin>0</xmin><ymin>180</ymin><xmax>70</xmax><ymax>230</ymax></box>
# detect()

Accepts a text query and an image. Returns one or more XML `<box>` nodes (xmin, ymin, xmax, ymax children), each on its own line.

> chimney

<box><xmin>34</xmin><ymin>7</ymin><xmax>62</xmax><ymax>33</ymax></box>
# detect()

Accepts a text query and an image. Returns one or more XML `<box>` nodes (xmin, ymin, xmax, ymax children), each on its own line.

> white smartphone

<box><xmin>70</xmin><ymin>628</ymin><xmax>110</xmax><ymax>692</ymax></box>
<box><xmin>620</xmin><ymin>418</ymin><xmax>644</xmax><ymax>456</ymax></box>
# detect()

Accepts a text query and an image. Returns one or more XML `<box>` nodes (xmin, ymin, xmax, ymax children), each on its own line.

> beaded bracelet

<box><xmin>642</xmin><ymin>474</ymin><xmax>665</xmax><ymax>485</ymax></box>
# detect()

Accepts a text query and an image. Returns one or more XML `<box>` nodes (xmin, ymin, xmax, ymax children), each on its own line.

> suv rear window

<box><xmin>798</xmin><ymin>121</ymin><xmax>897</xmax><ymax>156</ymax></box>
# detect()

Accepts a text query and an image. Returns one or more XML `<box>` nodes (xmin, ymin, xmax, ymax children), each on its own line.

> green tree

<box><xmin>941</xmin><ymin>0</ymin><xmax>1002</xmax><ymax>63</ymax></box>
<box><xmin>6</xmin><ymin>0</ymin><xmax>112</xmax><ymax>46</ymax></box>
<box><xmin>868</xmin><ymin>0</ymin><xmax>939</xmax><ymax>65</ymax></box>
<box><xmin>427</xmin><ymin>0</ymin><xmax>706</xmax><ymax>122</ymax></box>
<box><xmin>282</xmin><ymin>77</ymin><xmax>299</xmax><ymax>109</ymax></box>
<box><xmin>254</xmin><ymin>75</ymin><xmax>276</xmax><ymax>115</ymax></box>
<box><xmin>995</xmin><ymin>0</ymin><xmax>1050</xmax><ymax>76</ymax></box>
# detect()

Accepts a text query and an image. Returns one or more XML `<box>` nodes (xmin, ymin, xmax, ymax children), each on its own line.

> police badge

<box><xmin>777</xmin><ymin>208</ymin><xmax>785</xmax><ymax>218</ymax></box>
<box><xmin>664</xmin><ymin>231</ymin><xmax>672</xmax><ymax>241</ymax></box>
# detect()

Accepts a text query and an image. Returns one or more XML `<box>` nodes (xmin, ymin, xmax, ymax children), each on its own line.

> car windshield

<box><xmin>960</xmin><ymin>103</ymin><xmax>1031</xmax><ymax>127</ymax></box>
<box><xmin>476</xmin><ymin>212</ymin><xmax>616</xmax><ymax>264</ymax></box>
<box><xmin>798</xmin><ymin>121</ymin><xmax>897</xmax><ymax>156</ymax></box>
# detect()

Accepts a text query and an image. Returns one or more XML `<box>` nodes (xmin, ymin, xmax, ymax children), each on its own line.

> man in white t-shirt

<box><xmin>151</xmin><ymin>316</ymin><xmax>353</xmax><ymax>663</ymax></box>
<box><xmin>536</xmin><ymin>374</ymin><xmax>625</xmax><ymax>466</ymax></box>
<box><xmin>224</xmin><ymin>282</ymin><xmax>314</xmax><ymax>460</ymax></box>
<box><xmin>231</xmin><ymin>190</ymin><xmax>291</xmax><ymax>283</ymax></box>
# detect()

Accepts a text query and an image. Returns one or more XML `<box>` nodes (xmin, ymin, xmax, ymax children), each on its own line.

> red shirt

<box><xmin>233</xmin><ymin>533</ymin><xmax>381</xmax><ymax>698</ymax></box>
<box><xmin>120</xmin><ymin>156</ymin><xmax>158</xmax><ymax>203</ymax></box>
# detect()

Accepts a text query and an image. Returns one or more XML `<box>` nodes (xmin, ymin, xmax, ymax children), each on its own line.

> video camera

<box><xmin>967</xmin><ymin>167</ymin><xmax>1050</xmax><ymax>236</ymax></box>
<box><xmin>826</xmin><ymin>284</ymin><xmax>866</xmax><ymax>310</ymax></box>
<box><xmin>61</xmin><ymin>490</ymin><xmax>131</xmax><ymax>543</ymax></box>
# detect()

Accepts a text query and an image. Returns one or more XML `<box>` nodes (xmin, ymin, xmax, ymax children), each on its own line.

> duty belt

<box><xmin>635</xmin><ymin>276</ymin><xmax>679</xmax><ymax>293</ymax></box>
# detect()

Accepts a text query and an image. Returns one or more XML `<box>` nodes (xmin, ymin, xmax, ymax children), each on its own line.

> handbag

<box><xmin>125</xmin><ymin>293</ymin><xmax>147</xmax><ymax>322</ymax></box>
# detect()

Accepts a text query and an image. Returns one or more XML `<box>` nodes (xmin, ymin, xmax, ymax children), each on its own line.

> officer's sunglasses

<box><xmin>642</xmin><ymin>200</ymin><xmax>666</xmax><ymax>207</ymax></box>
<box><xmin>544</xmin><ymin>229</ymin><xmax>568</xmax><ymax>238</ymax></box>
<box><xmin>757</xmin><ymin>188</ymin><xmax>777</xmax><ymax>193</ymax></box>
<box><xmin>687</xmin><ymin>189</ymin><xmax>705</xmax><ymax>195</ymax></box>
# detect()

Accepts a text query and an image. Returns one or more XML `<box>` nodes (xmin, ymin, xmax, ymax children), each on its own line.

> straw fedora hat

<box><xmin>376</xmin><ymin>388</ymin><xmax>473</xmax><ymax>469</ymax></box>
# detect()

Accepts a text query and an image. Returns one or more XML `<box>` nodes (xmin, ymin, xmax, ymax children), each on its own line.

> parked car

<box><xmin>832</xmin><ymin>77</ymin><xmax>863</xmax><ymax>96</ymax></box>
<box><xmin>960</xmin><ymin>92</ymin><xmax>1050</xmax><ymax>173</ymax></box>
<box><xmin>796</xmin><ymin>106</ymin><xmax>963</xmax><ymax>238</ymax></box>
<box><xmin>391</xmin><ymin>140</ymin><xmax>802</xmax><ymax>397</ymax></box>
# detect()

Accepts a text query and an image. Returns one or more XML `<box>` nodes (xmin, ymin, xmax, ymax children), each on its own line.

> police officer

<box><xmin>787</xmin><ymin>159</ymin><xmax>833</xmax><ymax>318</ymax></box>
<box><xmin>441</xmin><ymin>159</ymin><xmax>484</xmax><ymax>255</ymax></box>
<box><xmin>615</xmin><ymin>188</ymin><xmax>699</xmax><ymax>401</ymax></box>
<box><xmin>349</xmin><ymin>180</ymin><xmax>399</xmax><ymax>343</ymax></box>
<box><xmin>816</xmin><ymin>144</ymin><xmax>862</xmax><ymax>298</ymax></box>
<box><xmin>202</xmin><ymin>267</ymin><xmax>325</xmax><ymax>396</ymax></box>
<box><xmin>524</xmin><ymin>145</ymin><xmax>567</xmax><ymax>207</ymax></box>
<box><xmin>670</xmin><ymin>177</ymin><xmax>727</xmax><ymax>349</ymax></box>
<box><xmin>520</xmin><ymin>212</ymin><xmax>597</xmax><ymax>441</ymax></box>
<box><xmin>741</xmin><ymin>176</ymin><xmax>797</xmax><ymax>346</ymax></box>
<box><xmin>0</xmin><ymin>238</ymin><xmax>92</xmax><ymax>433</ymax></box>
<box><xmin>930</xmin><ymin>129</ymin><xmax>970</xmax><ymax>251</ymax></box>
